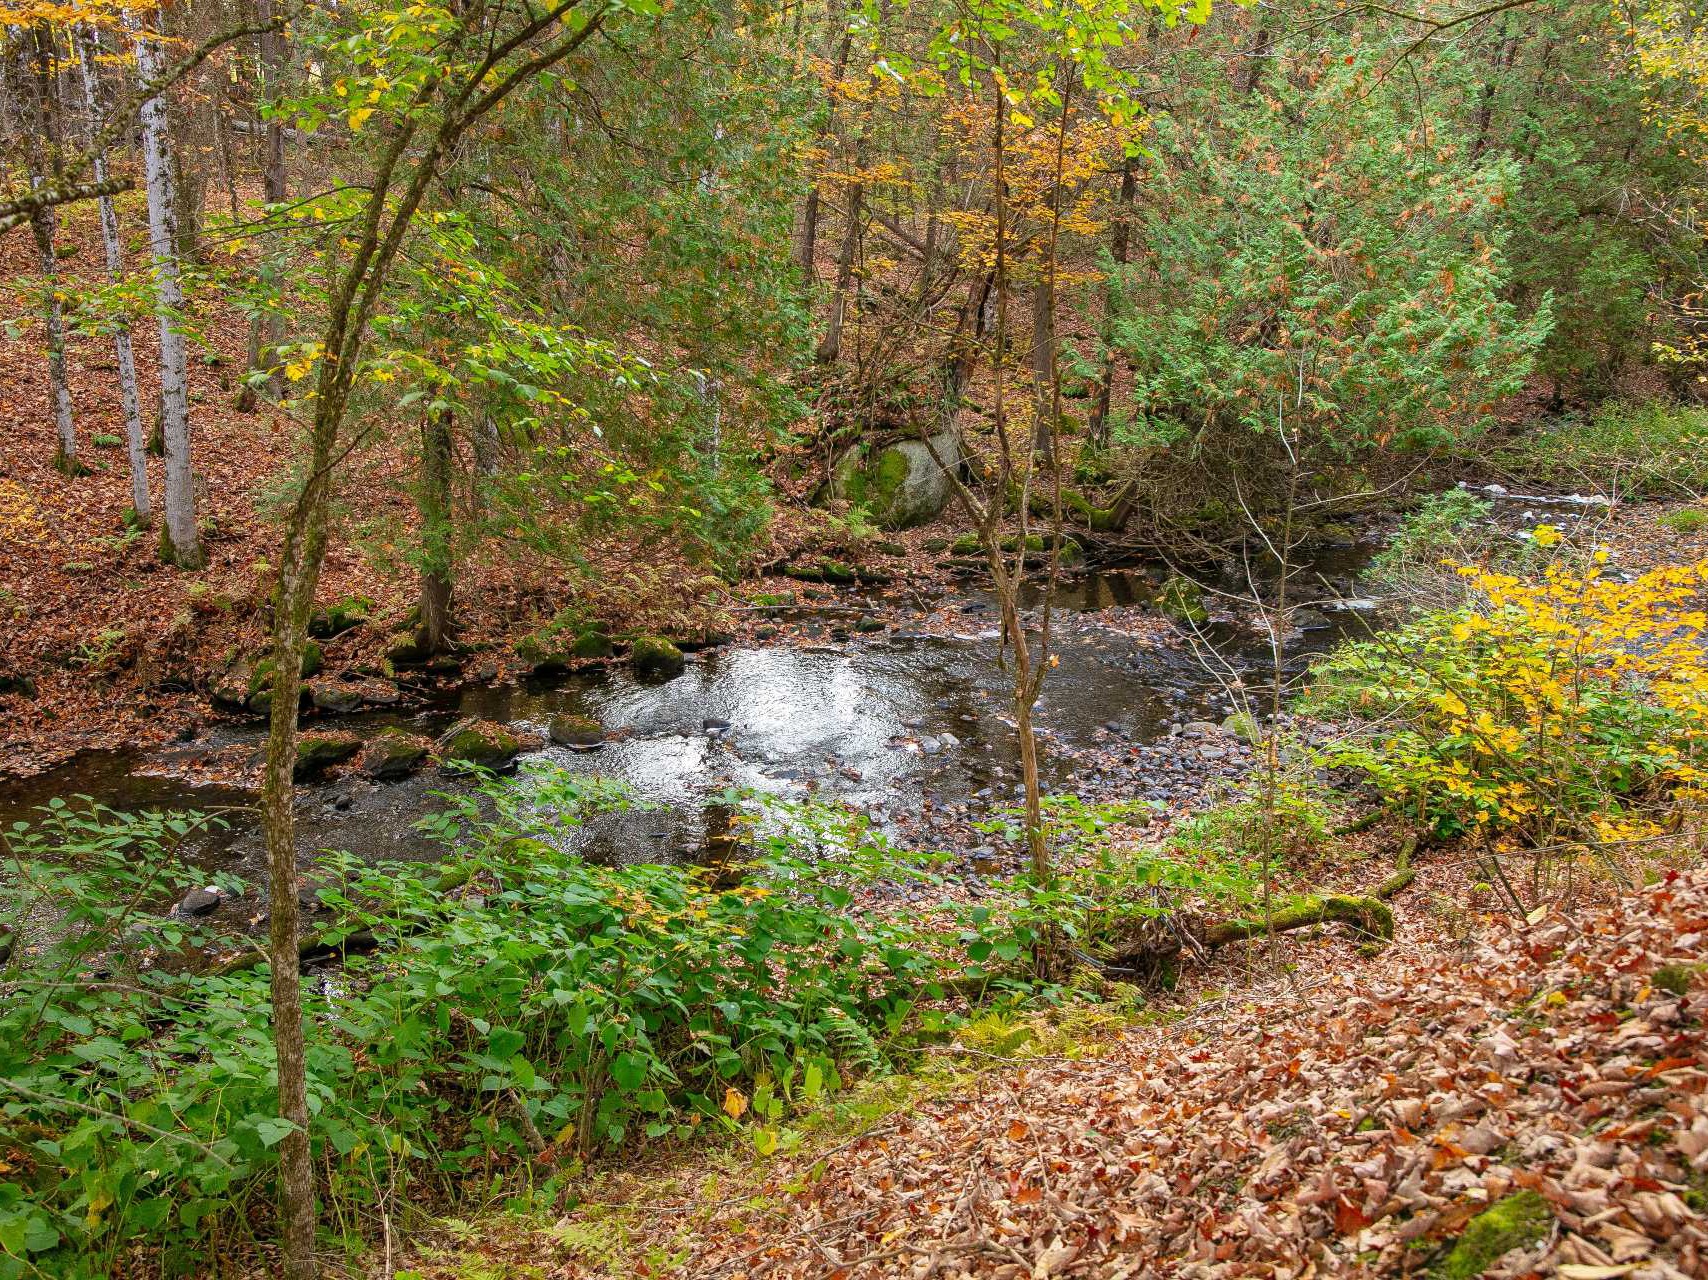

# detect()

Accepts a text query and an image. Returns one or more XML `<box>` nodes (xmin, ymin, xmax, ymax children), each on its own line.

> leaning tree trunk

<box><xmin>418</xmin><ymin>404</ymin><xmax>455</xmax><ymax>655</ymax></box>
<box><xmin>76</xmin><ymin>24</ymin><xmax>150</xmax><ymax>521</ymax></box>
<box><xmin>135</xmin><ymin>22</ymin><xmax>203</xmax><ymax>569</ymax></box>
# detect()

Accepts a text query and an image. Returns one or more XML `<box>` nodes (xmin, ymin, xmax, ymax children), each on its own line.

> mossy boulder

<box><xmin>516</xmin><ymin>612</ymin><xmax>612</xmax><ymax>673</ymax></box>
<box><xmin>821</xmin><ymin>430</ymin><xmax>960</xmax><ymax>530</ymax></box>
<box><xmin>245</xmin><ymin>641</ymin><xmax>325</xmax><ymax>710</ymax></box>
<box><xmin>749</xmin><ymin>591</ymin><xmax>795</xmax><ymax>608</ymax></box>
<box><xmin>358</xmin><ymin>729</ymin><xmax>431</xmax><ymax>781</ymax></box>
<box><xmin>385</xmin><ymin>629</ymin><xmax>433</xmax><ymax>667</ymax></box>
<box><xmin>630</xmin><ymin>636</ymin><xmax>686</xmax><ymax>678</ymax></box>
<box><xmin>293</xmin><ymin>732</ymin><xmax>361</xmax><ymax>780</ymax></box>
<box><xmin>783</xmin><ymin>558</ymin><xmax>858</xmax><ymax>584</ymax></box>
<box><xmin>548</xmin><ymin>713</ymin><xmax>604</xmax><ymax>749</ymax></box>
<box><xmin>308</xmin><ymin>595</ymin><xmax>373</xmax><ymax>639</ymax></box>
<box><xmin>1431</xmin><ymin>1190</ymin><xmax>1552</xmax><ymax>1280</ymax></box>
<box><xmin>947</xmin><ymin>533</ymin><xmax>1084</xmax><ymax>566</ymax></box>
<box><xmin>436</xmin><ymin>717</ymin><xmax>526</xmax><ymax>773</ymax></box>
<box><xmin>1155</xmin><ymin>577</ymin><xmax>1209</xmax><ymax>626</ymax></box>
<box><xmin>309</xmin><ymin>682</ymin><xmax>364</xmax><ymax>714</ymax></box>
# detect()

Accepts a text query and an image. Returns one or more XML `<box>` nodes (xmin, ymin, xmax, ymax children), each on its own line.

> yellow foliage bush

<box><xmin>1310</xmin><ymin>548</ymin><xmax>1708</xmax><ymax>864</ymax></box>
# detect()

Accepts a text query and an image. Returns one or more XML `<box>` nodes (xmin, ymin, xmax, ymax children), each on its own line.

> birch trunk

<box><xmin>76</xmin><ymin>24</ymin><xmax>150</xmax><ymax>521</ymax></box>
<box><xmin>135</xmin><ymin>22</ymin><xmax>204</xmax><ymax>568</ymax></box>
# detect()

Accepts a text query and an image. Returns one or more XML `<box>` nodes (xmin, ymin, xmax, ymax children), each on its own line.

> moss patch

<box><xmin>1156</xmin><ymin>577</ymin><xmax>1208</xmax><ymax>626</ymax></box>
<box><xmin>1432</xmin><ymin>1190</ymin><xmax>1551</xmax><ymax>1280</ymax></box>
<box><xmin>630</xmin><ymin>635</ymin><xmax>686</xmax><ymax>677</ymax></box>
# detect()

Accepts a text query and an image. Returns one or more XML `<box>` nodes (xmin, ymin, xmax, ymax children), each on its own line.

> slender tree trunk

<box><xmin>1030</xmin><ymin>277</ymin><xmax>1055</xmax><ymax>465</ymax></box>
<box><xmin>258</xmin><ymin>0</ymin><xmax>288</xmax><ymax>398</ymax></box>
<box><xmin>17</xmin><ymin>31</ymin><xmax>77</xmax><ymax>473</ymax></box>
<box><xmin>1088</xmin><ymin>157</ymin><xmax>1134</xmax><ymax>450</ymax></box>
<box><xmin>796</xmin><ymin>19</ymin><xmax>852</xmax><ymax>279</ymax></box>
<box><xmin>76</xmin><ymin>24</ymin><xmax>150</xmax><ymax>520</ymax></box>
<box><xmin>261</xmin><ymin>479</ymin><xmax>329</xmax><ymax>1280</ymax></box>
<box><xmin>418</xmin><ymin>405</ymin><xmax>455</xmax><ymax>655</ymax></box>
<box><xmin>135</xmin><ymin>22</ymin><xmax>204</xmax><ymax>569</ymax></box>
<box><xmin>816</xmin><ymin>135</ymin><xmax>864</xmax><ymax>363</ymax></box>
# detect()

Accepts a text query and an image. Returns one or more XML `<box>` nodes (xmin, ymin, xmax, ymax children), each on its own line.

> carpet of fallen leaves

<box><xmin>487</xmin><ymin>868</ymin><xmax>1708</xmax><ymax>1280</ymax></box>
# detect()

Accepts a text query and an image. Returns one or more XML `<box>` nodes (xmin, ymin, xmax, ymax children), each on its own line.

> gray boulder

<box><xmin>824</xmin><ymin>430</ymin><xmax>960</xmax><ymax>530</ymax></box>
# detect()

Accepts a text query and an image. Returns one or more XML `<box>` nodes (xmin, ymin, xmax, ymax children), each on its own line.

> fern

<box><xmin>821</xmin><ymin>1005</ymin><xmax>890</xmax><ymax>1077</ymax></box>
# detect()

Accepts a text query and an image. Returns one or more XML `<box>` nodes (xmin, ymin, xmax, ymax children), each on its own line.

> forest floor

<box><xmin>396</xmin><ymin>858</ymin><xmax>1708</xmax><ymax>1280</ymax></box>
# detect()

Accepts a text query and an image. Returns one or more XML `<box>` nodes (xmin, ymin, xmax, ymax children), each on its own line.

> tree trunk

<box><xmin>418</xmin><ymin>405</ymin><xmax>455</xmax><ymax>655</ymax></box>
<box><xmin>76</xmin><ymin>24</ymin><xmax>150</xmax><ymax>520</ymax></box>
<box><xmin>135</xmin><ymin>21</ymin><xmax>204</xmax><ymax>569</ymax></box>
<box><xmin>258</xmin><ymin>0</ymin><xmax>287</xmax><ymax>398</ymax></box>
<box><xmin>1030</xmin><ymin>277</ymin><xmax>1055</xmax><ymax>466</ymax></box>
<box><xmin>796</xmin><ymin>19</ymin><xmax>853</xmax><ymax>279</ymax></box>
<box><xmin>816</xmin><ymin>135</ymin><xmax>865</xmax><ymax>363</ymax></box>
<box><xmin>1088</xmin><ymin>158</ymin><xmax>1134</xmax><ymax>450</ymax></box>
<box><xmin>260</xmin><ymin>477</ymin><xmax>330</xmax><ymax>1280</ymax></box>
<box><xmin>17</xmin><ymin>30</ymin><xmax>77</xmax><ymax>474</ymax></box>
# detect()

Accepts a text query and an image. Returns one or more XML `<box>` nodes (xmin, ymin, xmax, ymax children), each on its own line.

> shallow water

<box><xmin>0</xmin><ymin>553</ymin><xmax>1380</xmax><ymax>893</ymax></box>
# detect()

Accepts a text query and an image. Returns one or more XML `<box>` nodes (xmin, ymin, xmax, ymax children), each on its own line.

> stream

<box><xmin>0</xmin><ymin>551</ymin><xmax>1383</xmax><ymax>910</ymax></box>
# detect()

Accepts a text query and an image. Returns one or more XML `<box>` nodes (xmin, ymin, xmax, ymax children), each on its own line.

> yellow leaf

<box><xmin>348</xmin><ymin>106</ymin><xmax>375</xmax><ymax>132</ymax></box>
<box><xmin>722</xmin><ymin>1087</ymin><xmax>747</xmax><ymax>1119</ymax></box>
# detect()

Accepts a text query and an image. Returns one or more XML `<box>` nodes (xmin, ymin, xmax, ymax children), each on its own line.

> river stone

<box><xmin>177</xmin><ymin>886</ymin><xmax>224</xmax><ymax>917</ymax></box>
<box><xmin>386</xmin><ymin>629</ymin><xmax>433</xmax><ymax>666</ymax></box>
<box><xmin>516</xmin><ymin>615</ymin><xmax>612</xmax><ymax>672</ymax></box>
<box><xmin>309</xmin><ymin>595</ymin><xmax>373</xmax><ymax>639</ymax></box>
<box><xmin>548</xmin><ymin>713</ymin><xmax>604</xmax><ymax>749</ymax></box>
<box><xmin>294</xmin><ymin>732</ymin><xmax>361</xmax><ymax>779</ymax></box>
<box><xmin>359</xmin><ymin>730</ymin><xmax>430</xmax><ymax>780</ymax></box>
<box><xmin>1155</xmin><ymin>576</ymin><xmax>1209</xmax><ymax>626</ymax></box>
<box><xmin>824</xmin><ymin>430</ymin><xmax>961</xmax><ymax>530</ymax></box>
<box><xmin>436</xmin><ymin>717</ymin><xmax>525</xmax><ymax>772</ymax></box>
<box><xmin>631</xmin><ymin>635</ymin><xmax>686</xmax><ymax>678</ymax></box>
<box><xmin>309</xmin><ymin>682</ymin><xmax>364</xmax><ymax>714</ymax></box>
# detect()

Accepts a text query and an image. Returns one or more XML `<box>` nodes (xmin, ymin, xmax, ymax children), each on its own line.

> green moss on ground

<box><xmin>1432</xmin><ymin>1190</ymin><xmax>1552</xmax><ymax>1280</ymax></box>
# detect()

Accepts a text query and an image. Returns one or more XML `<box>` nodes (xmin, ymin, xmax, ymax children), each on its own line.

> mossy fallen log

<box><xmin>1203</xmin><ymin>893</ymin><xmax>1394</xmax><ymax>950</ymax></box>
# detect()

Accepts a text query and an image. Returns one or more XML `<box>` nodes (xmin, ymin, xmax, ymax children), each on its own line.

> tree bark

<box><xmin>135</xmin><ymin>20</ymin><xmax>204</xmax><ymax>569</ymax></box>
<box><xmin>795</xmin><ymin>14</ymin><xmax>852</xmax><ymax>279</ymax></box>
<box><xmin>418</xmin><ymin>405</ymin><xmax>455</xmax><ymax>655</ymax></box>
<box><xmin>1088</xmin><ymin>158</ymin><xmax>1134</xmax><ymax>450</ymax></box>
<box><xmin>17</xmin><ymin>29</ymin><xmax>78</xmax><ymax>474</ymax></box>
<box><xmin>1030</xmin><ymin>277</ymin><xmax>1055</xmax><ymax>466</ymax></box>
<box><xmin>258</xmin><ymin>0</ymin><xmax>288</xmax><ymax>399</ymax></box>
<box><xmin>815</xmin><ymin>133</ymin><xmax>865</xmax><ymax>363</ymax></box>
<box><xmin>76</xmin><ymin>24</ymin><xmax>150</xmax><ymax>520</ymax></box>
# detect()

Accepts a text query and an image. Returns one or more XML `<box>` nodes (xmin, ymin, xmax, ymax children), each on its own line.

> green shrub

<box><xmin>0</xmin><ymin>772</ymin><xmax>950</xmax><ymax>1274</ymax></box>
<box><xmin>1368</xmin><ymin>489</ymin><xmax>1494</xmax><ymax>589</ymax></box>
<box><xmin>1658</xmin><ymin>505</ymin><xmax>1708</xmax><ymax>533</ymax></box>
<box><xmin>1498</xmin><ymin>400</ymin><xmax>1708</xmax><ymax>497</ymax></box>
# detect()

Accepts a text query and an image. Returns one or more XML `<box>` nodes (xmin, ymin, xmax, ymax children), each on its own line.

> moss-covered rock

<box><xmin>1155</xmin><ymin>577</ymin><xmax>1209</xmax><ymax>626</ymax></box>
<box><xmin>749</xmin><ymin>591</ymin><xmax>795</xmax><ymax>608</ymax></box>
<box><xmin>293</xmin><ymin>732</ymin><xmax>361</xmax><ymax>780</ymax></box>
<box><xmin>783</xmin><ymin>558</ymin><xmax>859</xmax><ymax>584</ymax></box>
<box><xmin>435</xmin><ymin>717</ymin><xmax>526</xmax><ymax>773</ymax></box>
<box><xmin>308</xmin><ymin>595</ymin><xmax>374</xmax><ymax>639</ymax></box>
<box><xmin>820</xmin><ymin>431</ymin><xmax>960</xmax><ymax>530</ymax></box>
<box><xmin>309</xmin><ymin>682</ymin><xmax>365</xmax><ymax>714</ymax></box>
<box><xmin>245</xmin><ymin>641</ymin><xmax>325</xmax><ymax>708</ymax></box>
<box><xmin>1431</xmin><ymin>1190</ymin><xmax>1551</xmax><ymax>1280</ymax></box>
<box><xmin>947</xmin><ymin>533</ymin><xmax>1084</xmax><ymax>565</ymax></box>
<box><xmin>385</xmin><ymin>629</ymin><xmax>433</xmax><ymax>667</ymax></box>
<box><xmin>630</xmin><ymin>636</ymin><xmax>686</xmax><ymax>678</ymax></box>
<box><xmin>358</xmin><ymin>729</ymin><xmax>430</xmax><ymax>780</ymax></box>
<box><xmin>548</xmin><ymin>713</ymin><xmax>604</xmax><ymax>749</ymax></box>
<box><xmin>516</xmin><ymin>612</ymin><xmax>612</xmax><ymax>672</ymax></box>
